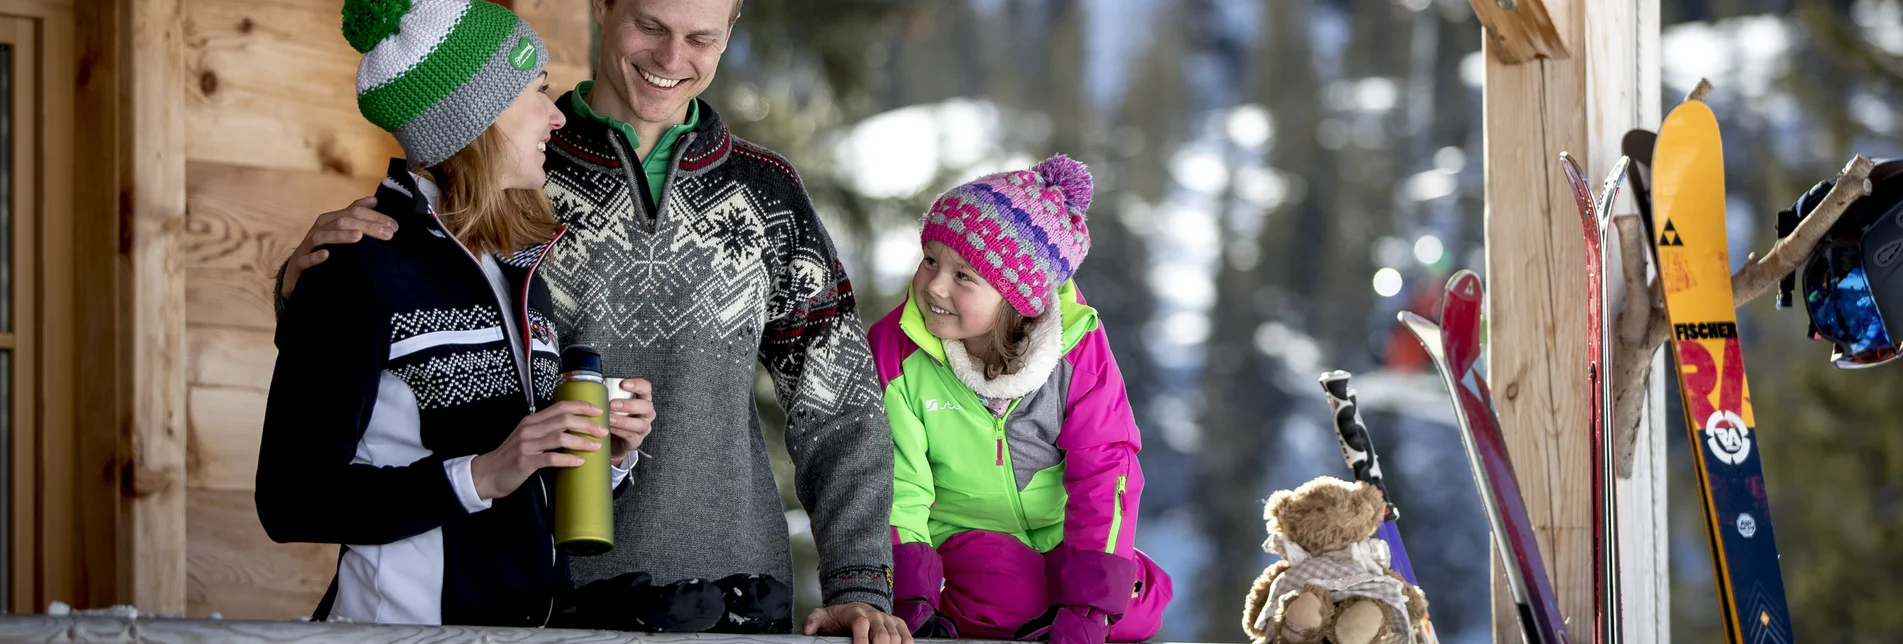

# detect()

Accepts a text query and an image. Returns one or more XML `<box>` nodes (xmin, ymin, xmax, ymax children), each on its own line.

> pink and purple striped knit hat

<box><xmin>921</xmin><ymin>155</ymin><xmax>1093</xmax><ymax>317</ymax></box>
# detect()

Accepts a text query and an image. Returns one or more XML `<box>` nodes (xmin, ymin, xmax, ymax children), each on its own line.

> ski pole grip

<box><xmin>1318</xmin><ymin>370</ymin><xmax>1398</xmax><ymax>521</ymax></box>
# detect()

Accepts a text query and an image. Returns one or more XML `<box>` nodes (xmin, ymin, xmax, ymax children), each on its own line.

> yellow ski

<box><xmin>1651</xmin><ymin>99</ymin><xmax>1793</xmax><ymax>644</ymax></box>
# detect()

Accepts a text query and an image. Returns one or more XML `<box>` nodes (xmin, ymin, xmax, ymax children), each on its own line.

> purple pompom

<box><xmin>1034</xmin><ymin>154</ymin><xmax>1093</xmax><ymax>215</ymax></box>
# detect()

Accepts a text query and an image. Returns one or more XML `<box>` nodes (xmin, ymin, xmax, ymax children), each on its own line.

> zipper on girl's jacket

<box><xmin>989</xmin><ymin>400</ymin><xmax>1032</xmax><ymax>530</ymax></box>
<box><xmin>994</xmin><ymin>417</ymin><xmax>1005</xmax><ymax>466</ymax></box>
<box><xmin>1105</xmin><ymin>473</ymin><xmax>1128</xmax><ymax>554</ymax></box>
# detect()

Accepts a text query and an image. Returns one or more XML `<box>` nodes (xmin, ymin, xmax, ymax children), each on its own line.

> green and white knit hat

<box><xmin>343</xmin><ymin>0</ymin><xmax>548</xmax><ymax>167</ymax></box>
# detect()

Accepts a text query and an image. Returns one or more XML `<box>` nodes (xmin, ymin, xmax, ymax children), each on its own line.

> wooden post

<box><xmin>123</xmin><ymin>0</ymin><xmax>188</xmax><ymax>615</ymax></box>
<box><xmin>76</xmin><ymin>0</ymin><xmax>128</xmax><ymax>612</ymax></box>
<box><xmin>1477</xmin><ymin>0</ymin><xmax>1667</xmax><ymax>640</ymax></box>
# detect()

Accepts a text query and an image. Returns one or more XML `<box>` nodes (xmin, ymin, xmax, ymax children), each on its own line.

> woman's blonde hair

<box><xmin>424</xmin><ymin>125</ymin><xmax>558</xmax><ymax>256</ymax></box>
<box><xmin>973</xmin><ymin>305</ymin><xmax>1040</xmax><ymax>380</ymax></box>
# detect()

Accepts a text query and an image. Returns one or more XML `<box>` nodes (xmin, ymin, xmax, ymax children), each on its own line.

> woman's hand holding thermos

<box><xmin>469</xmin><ymin>400</ymin><xmax>609</xmax><ymax>501</ymax></box>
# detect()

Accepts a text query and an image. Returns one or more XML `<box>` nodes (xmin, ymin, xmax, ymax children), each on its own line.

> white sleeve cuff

<box><xmin>445</xmin><ymin>455</ymin><xmax>493</xmax><ymax>513</ymax></box>
<box><xmin>609</xmin><ymin>451</ymin><xmax>638</xmax><ymax>489</ymax></box>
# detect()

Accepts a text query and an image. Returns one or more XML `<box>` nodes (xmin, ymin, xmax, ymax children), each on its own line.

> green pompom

<box><xmin>341</xmin><ymin>0</ymin><xmax>411</xmax><ymax>54</ymax></box>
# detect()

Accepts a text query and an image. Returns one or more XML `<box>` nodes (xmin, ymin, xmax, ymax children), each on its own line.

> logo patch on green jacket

<box><xmin>509</xmin><ymin>38</ymin><xmax>537</xmax><ymax>71</ymax></box>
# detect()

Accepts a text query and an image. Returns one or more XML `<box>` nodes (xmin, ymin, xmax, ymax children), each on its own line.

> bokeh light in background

<box><xmin>1413</xmin><ymin>235</ymin><xmax>1443</xmax><ymax>265</ymax></box>
<box><xmin>1373</xmin><ymin>267</ymin><xmax>1404</xmax><ymax>298</ymax></box>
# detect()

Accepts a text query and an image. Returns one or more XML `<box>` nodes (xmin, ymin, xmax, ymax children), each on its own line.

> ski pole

<box><xmin>1318</xmin><ymin>370</ymin><xmax>1439</xmax><ymax>644</ymax></box>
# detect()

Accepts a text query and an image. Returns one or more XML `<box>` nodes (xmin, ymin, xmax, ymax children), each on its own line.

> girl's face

<box><xmin>494</xmin><ymin>72</ymin><xmax>566</xmax><ymax>190</ymax></box>
<box><xmin>912</xmin><ymin>241</ymin><xmax>1006</xmax><ymax>342</ymax></box>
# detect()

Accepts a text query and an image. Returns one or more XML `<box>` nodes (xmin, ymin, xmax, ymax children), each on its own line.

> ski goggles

<box><xmin>1773</xmin><ymin>157</ymin><xmax>1903</xmax><ymax>367</ymax></box>
<box><xmin>1789</xmin><ymin>184</ymin><xmax>1903</xmax><ymax>368</ymax></box>
<box><xmin>1798</xmin><ymin>232</ymin><xmax>1899</xmax><ymax>368</ymax></box>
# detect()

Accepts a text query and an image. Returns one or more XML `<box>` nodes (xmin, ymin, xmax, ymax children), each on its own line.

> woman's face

<box><xmin>494</xmin><ymin>72</ymin><xmax>566</xmax><ymax>190</ymax></box>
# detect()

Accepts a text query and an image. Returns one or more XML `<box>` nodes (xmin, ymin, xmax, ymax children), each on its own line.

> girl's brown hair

<box><xmin>972</xmin><ymin>305</ymin><xmax>1040</xmax><ymax>380</ymax></box>
<box><xmin>424</xmin><ymin>125</ymin><xmax>559</xmax><ymax>256</ymax></box>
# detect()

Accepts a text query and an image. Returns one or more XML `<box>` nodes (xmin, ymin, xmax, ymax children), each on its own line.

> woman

<box><xmin>255</xmin><ymin>0</ymin><xmax>646</xmax><ymax>627</ymax></box>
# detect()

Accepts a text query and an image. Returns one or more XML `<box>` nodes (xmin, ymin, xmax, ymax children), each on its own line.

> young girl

<box><xmin>255</xmin><ymin>0</ymin><xmax>644</xmax><ymax>627</ymax></box>
<box><xmin>869</xmin><ymin>156</ymin><xmax>1173</xmax><ymax>644</ymax></box>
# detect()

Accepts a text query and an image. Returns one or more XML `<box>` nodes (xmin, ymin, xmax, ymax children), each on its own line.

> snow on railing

<box><xmin>0</xmin><ymin>607</ymin><xmax>1063</xmax><ymax>644</ymax></box>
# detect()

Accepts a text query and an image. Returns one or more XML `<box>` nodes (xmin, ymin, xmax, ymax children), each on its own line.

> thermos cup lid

<box><xmin>561</xmin><ymin>344</ymin><xmax>603</xmax><ymax>375</ymax></box>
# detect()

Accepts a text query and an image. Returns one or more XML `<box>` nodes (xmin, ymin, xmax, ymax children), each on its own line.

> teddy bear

<box><xmin>1241</xmin><ymin>476</ymin><xmax>1427</xmax><ymax>644</ymax></box>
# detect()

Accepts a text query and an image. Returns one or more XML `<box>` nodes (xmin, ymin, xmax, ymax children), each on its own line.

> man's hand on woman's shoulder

<box><xmin>280</xmin><ymin>196</ymin><xmax>397</xmax><ymax>297</ymax></box>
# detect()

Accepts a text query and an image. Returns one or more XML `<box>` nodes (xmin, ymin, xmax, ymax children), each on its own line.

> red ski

<box><xmin>1560</xmin><ymin>152</ymin><xmax>1629</xmax><ymax>644</ymax></box>
<box><xmin>1400</xmin><ymin>271</ymin><xmax>1569</xmax><ymax>644</ymax></box>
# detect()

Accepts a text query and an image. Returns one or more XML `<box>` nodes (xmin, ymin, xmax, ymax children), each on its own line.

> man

<box><xmin>277</xmin><ymin>0</ymin><xmax>905</xmax><ymax>641</ymax></box>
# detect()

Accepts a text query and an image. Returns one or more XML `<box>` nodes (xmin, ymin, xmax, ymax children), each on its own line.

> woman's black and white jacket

<box><xmin>256</xmin><ymin>159</ymin><xmax>632</xmax><ymax>627</ymax></box>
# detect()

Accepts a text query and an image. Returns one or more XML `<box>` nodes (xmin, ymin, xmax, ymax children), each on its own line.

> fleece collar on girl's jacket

<box><xmin>943</xmin><ymin>301</ymin><xmax>1064</xmax><ymax>401</ymax></box>
<box><xmin>897</xmin><ymin>279</ymin><xmax>1099</xmax><ymax>398</ymax></box>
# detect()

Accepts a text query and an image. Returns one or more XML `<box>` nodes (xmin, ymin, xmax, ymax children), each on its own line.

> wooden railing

<box><xmin>0</xmin><ymin>613</ymin><xmax>821</xmax><ymax>643</ymax></box>
<box><xmin>0</xmin><ymin>614</ymin><xmax>1071</xmax><ymax>644</ymax></box>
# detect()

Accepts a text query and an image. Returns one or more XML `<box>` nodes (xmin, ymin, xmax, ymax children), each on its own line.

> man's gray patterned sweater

<box><xmin>539</xmin><ymin>94</ymin><xmax>892</xmax><ymax>612</ymax></box>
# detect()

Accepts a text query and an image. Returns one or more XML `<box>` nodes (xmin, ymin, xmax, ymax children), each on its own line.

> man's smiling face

<box><xmin>591</xmin><ymin>0</ymin><xmax>736</xmax><ymax>126</ymax></box>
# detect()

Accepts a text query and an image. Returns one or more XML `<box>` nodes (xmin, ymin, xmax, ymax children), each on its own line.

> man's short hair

<box><xmin>599</xmin><ymin>0</ymin><xmax>742</xmax><ymax>27</ymax></box>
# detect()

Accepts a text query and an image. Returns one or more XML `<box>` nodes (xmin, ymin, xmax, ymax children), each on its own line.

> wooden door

<box><xmin>0</xmin><ymin>2</ymin><xmax>83</xmax><ymax>614</ymax></box>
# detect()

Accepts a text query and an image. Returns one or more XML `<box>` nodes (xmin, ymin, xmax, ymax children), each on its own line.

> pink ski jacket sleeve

<box><xmin>1056</xmin><ymin>323</ymin><xmax>1143</xmax><ymax>559</ymax></box>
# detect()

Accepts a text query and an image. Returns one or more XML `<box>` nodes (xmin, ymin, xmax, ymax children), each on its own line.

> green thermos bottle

<box><xmin>553</xmin><ymin>344</ymin><xmax>614</xmax><ymax>556</ymax></box>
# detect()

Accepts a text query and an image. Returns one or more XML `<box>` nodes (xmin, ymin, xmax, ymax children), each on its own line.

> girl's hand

<box><xmin>469</xmin><ymin>400</ymin><xmax>606</xmax><ymax>500</ymax></box>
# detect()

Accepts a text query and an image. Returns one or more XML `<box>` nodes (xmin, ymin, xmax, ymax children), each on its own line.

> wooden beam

<box><xmin>0</xmin><ymin>0</ymin><xmax>73</xmax><ymax>18</ymax></box>
<box><xmin>1468</xmin><ymin>0</ymin><xmax>1569</xmax><ymax>64</ymax></box>
<box><xmin>75</xmin><ymin>0</ymin><xmax>127</xmax><ymax>612</ymax></box>
<box><xmin>1583</xmin><ymin>0</ymin><xmax>1668</xmax><ymax>640</ymax></box>
<box><xmin>1480</xmin><ymin>0</ymin><xmax>1590</xmax><ymax>638</ymax></box>
<box><xmin>122</xmin><ymin>0</ymin><xmax>189</xmax><ymax>615</ymax></box>
<box><xmin>1482</xmin><ymin>0</ymin><xmax>1667</xmax><ymax>639</ymax></box>
<box><xmin>0</xmin><ymin>12</ymin><xmax>45</xmax><ymax>614</ymax></box>
<box><xmin>38</xmin><ymin>5</ymin><xmax>82</xmax><ymax>614</ymax></box>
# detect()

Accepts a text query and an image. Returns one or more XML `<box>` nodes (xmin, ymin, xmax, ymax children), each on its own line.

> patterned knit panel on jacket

<box><xmin>540</xmin><ymin>94</ymin><xmax>894</xmax><ymax>613</ymax></box>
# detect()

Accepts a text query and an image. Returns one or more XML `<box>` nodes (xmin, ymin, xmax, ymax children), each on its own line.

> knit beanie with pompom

<box><xmin>343</xmin><ymin>0</ymin><xmax>548</xmax><ymax>167</ymax></box>
<box><xmin>919</xmin><ymin>155</ymin><xmax>1094</xmax><ymax>317</ymax></box>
